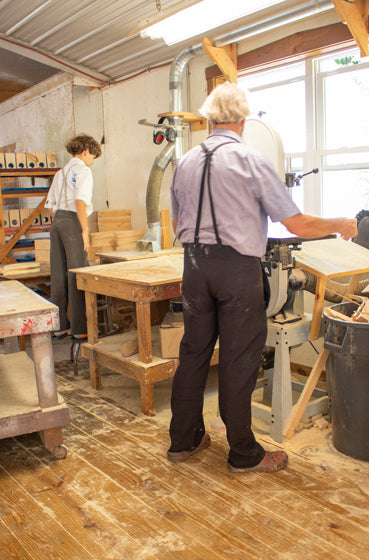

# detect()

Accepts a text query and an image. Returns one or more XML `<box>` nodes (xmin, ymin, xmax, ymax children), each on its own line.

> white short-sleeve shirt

<box><xmin>45</xmin><ymin>157</ymin><xmax>94</xmax><ymax>216</ymax></box>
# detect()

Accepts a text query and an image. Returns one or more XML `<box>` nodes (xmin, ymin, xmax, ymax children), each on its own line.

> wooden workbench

<box><xmin>294</xmin><ymin>238</ymin><xmax>369</xmax><ymax>340</ymax></box>
<box><xmin>74</xmin><ymin>254</ymin><xmax>181</xmax><ymax>415</ymax></box>
<box><xmin>0</xmin><ymin>280</ymin><xmax>69</xmax><ymax>457</ymax></box>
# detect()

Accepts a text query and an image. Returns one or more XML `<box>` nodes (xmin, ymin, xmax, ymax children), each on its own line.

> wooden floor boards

<box><xmin>0</xmin><ymin>361</ymin><xmax>369</xmax><ymax>560</ymax></box>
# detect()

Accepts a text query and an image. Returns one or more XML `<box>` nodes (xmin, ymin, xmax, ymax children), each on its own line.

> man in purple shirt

<box><xmin>168</xmin><ymin>82</ymin><xmax>357</xmax><ymax>473</ymax></box>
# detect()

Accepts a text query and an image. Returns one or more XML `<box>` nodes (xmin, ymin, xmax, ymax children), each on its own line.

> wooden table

<box><xmin>74</xmin><ymin>254</ymin><xmax>187</xmax><ymax>415</ymax></box>
<box><xmin>294</xmin><ymin>238</ymin><xmax>369</xmax><ymax>340</ymax></box>
<box><xmin>0</xmin><ymin>280</ymin><xmax>69</xmax><ymax>457</ymax></box>
<box><xmin>0</xmin><ymin>262</ymin><xmax>51</xmax><ymax>295</ymax></box>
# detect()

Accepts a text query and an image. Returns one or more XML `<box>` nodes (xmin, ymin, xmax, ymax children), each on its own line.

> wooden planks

<box><xmin>74</xmin><ymin>253</ymin><xmax>184</xmax><ymax>287</ymax></box>
<box><xmin>295</xmin><ymin>238</ymin><xmax>369</xmax><ymax>279</ymax></box>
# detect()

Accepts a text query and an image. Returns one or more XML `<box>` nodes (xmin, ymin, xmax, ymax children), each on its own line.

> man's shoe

<box><xmin>228</xmin><ymin>450</ymin><xmax>288</xmax><ymax>473</ymax></box>
<box><xmin>52</xmin><ymin>330</ymin><xmax>69</xmax><ymax>339</ymax></box>
<box><xmin>167</xmin><ymin>433</ymin><xmax>211</xmax><ymax>463</ymax></box>
<box><xmin>71</xmin><ymin>334</ymin><xmax>87</xmax><ymax>342</ymax></box>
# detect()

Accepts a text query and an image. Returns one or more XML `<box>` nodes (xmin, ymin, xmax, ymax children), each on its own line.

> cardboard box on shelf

<box><xmin>34</xmin><ymin>152</ymin><xmax>47</xmax><ymax>168</ymax></box>
<box><xmin>8</xmin><ymin>209</ymin><xmax>20</xmax><ymax>228</ymax></box>
<box><xmin>5</xmin><ymin>153</ymin><xmax>16</xmax><ymax>169</ymax></box>
<box><xmin>15</xmin><ymin>153</ymin><xmax>27</xmax><ymax>169</ymax></box>
<box><xmin>46</xmin><ymin>152</ymin><xmax>57</xmax><ymax>168</ymax></box>
<box><xmin>3</xmin><ymin>210</ymin><xmax>9</xmax><ymax>228</ymax></box>
<box><xmin>41</xmin><ymin>208</ymin><xmax>52</xmax><ymax>225</ymax></box>
<box><xmin>20</xmin><ymin>208</ymin><xmax>31</xmax><ymax>224</ymax></box>
<box><xmin>0</xmin><ymin>153</ymin><xmax>5</xmax><ymax>169</ymax></box>
<box><xmin>30</xmin><ymin>209</ymin><xmax>41</xmax><ymax>226</ymax></box>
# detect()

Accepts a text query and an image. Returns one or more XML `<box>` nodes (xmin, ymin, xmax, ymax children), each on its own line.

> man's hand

<box><xmin>75</xmin><ymin>199</ymin><xmax>89</xmax><ymax>253</ymax></box>
<box><xmin>337</xmin><ymin>218</ymin><xmax>358</xmax><ymax>240</ymax></box>
<box><xmin>282</xmin><ymin>213</ymin><xmax>358</xmax><ymax>240</ymax></box>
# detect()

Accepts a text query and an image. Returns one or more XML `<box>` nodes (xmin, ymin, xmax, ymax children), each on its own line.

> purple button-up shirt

<box><xmin>171</xmin><ymin>128</ymin><xmax>300</xmax><ymax>257</ymax></box>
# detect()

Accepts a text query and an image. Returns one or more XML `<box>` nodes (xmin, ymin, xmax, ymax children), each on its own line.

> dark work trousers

<box><xmin>50</xmin><ymin>210</ymin><xmax>89</xmax><ymax>336</ymax></box>
<box><xmin>169</xmin><ymin>243</ymin><xmax>267</xmax><ymax>468</ymax></box>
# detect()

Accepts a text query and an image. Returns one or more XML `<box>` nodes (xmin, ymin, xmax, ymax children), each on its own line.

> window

<box><xmin>238</xmin><ymin>48</ymin><xmax>369</xmax><ymax>220</ymax></box>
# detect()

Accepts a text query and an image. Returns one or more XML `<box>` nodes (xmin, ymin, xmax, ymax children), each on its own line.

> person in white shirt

<box><xmin>45</xmin><ymin>134</ymin><xmax>102</xmax><ymax>340</ymax></box>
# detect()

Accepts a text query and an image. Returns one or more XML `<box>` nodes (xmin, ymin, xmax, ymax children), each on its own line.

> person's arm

<box><xmin>281</xmin><ymin>213</ymin><xmax>357</xmax><ymax>240</ymax></box>
<box><xmin>75</xmin><ymin>199</ymin><xmax>89</xmax><ymax>252</ymax></box>
<box><xmin>172</xmin><ymin>219</ymin><xmax>178</xmax><ymax>235</ymax></box>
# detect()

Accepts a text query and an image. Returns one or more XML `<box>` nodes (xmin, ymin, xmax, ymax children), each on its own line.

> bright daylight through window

<box><xmin>238</xmin><ymin>48</ymin><xmax>369</xmax><ymax>221</ymax></box>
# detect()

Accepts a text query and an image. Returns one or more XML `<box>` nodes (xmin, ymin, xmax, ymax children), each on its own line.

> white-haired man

<box><xmin>168</xmin><ymin>82</ymin><xmax>357</xmax><ymax>473</ymax></box>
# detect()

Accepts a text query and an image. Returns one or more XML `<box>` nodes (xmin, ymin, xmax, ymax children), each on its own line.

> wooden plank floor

<box><xmin>0</xmin><ymin>359</ymin><xmax>369</xmax><ymax>560</ymax></box>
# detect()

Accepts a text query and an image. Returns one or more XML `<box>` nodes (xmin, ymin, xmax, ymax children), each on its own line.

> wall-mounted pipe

<box><xmin>136</xmin><ymin>141</ymin><xmax>175</xmax><ymax>252</ymax></box>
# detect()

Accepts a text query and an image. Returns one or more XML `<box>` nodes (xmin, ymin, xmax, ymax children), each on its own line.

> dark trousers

<box><xmin>169</xmin><ymin>244</ymin><xmax>266</xmax><ymax>468</ymax></box>
<box><xmin>50</xmin><ymin>210</ymin><xmax>88</xmax><ymax>336</ymax></box>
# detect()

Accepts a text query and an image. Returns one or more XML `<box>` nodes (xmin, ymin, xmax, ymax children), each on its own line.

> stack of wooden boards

<box><xmin>0</xmin><ymin>152</ymin><xmax>57</xmax><ymax>169</ymax></box>
<box><xmin>32</xmin><ymin>209</ymin><xmax>144</xmax><ymax>264</ymax></box>
<box><xmin>0</xmin><ymin>261</ymin><xmax>41</xmax><ymax>278</ymax></box>
<box><xmin>88</xmin><ymin>209</ymin><xmax>144</xmax><ymax>263</ymax></box>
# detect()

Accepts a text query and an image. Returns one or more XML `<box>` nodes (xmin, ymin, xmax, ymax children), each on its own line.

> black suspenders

<box><xmin>194</xmin><ymin>141</ymin><xmax>236</xmax><ymax>247</ymax></box>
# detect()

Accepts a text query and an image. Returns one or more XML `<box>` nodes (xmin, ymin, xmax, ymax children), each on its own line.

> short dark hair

<box><xmin>66</xmin><ymin>134</ymin><xmax>102</xmax><ymax>158</ymax></box>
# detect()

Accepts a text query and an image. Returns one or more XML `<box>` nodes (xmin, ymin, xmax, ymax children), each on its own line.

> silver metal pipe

<box><xmin>215</xmin><ymin>0</ymin><xmax>333</xmax><ymax>47</ymax></box>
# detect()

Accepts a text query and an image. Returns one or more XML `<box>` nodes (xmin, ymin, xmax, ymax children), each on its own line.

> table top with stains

<box><xmin>0</xmin><ymin>281</ymin><xmax>59</xmax><ymax>338</ymax></box>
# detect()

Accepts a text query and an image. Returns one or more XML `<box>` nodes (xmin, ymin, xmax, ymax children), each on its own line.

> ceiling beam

<box><xmin>202</xmin><ymin>37</ymin><xmax>237</xmax><ymax>83</ymax></box>
<box><xmin>332</xmin><ymin>0</ymin><xmax>368</xmax><ymax>56</ymax></box>
<box><xmin>0</xmin><ymin>35</ymin><xmax>110</xmax><ymax>84</ymax></box>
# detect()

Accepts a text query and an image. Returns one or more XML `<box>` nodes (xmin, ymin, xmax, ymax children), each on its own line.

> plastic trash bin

<box><xmin>323</xmin><ymin>301</ymin><xmax>369</xmax><ymax>461</ymax></box>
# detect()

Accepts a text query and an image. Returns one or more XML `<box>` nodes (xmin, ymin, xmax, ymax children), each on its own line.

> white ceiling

<box><xmin>0</xmin><ymin>0</ymin><xmax>339</xmax><ymax>101</ymax></box>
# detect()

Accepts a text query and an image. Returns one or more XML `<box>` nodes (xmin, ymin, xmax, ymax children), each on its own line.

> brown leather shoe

<box><xmin>167</xmin><ymin>433</ymin><xmax>211</xmax><ymax>463</ymax></box>
<box><xmin>228</xmin><ymin>450</ymin><xmax>288</xmax><ymax>473</ymax></box>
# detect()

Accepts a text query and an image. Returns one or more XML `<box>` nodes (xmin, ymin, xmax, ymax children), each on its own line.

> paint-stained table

<box><xmin>0</xmin><ymin>280</ymin><xmax>69</xmax><ymax>457</ymax></box>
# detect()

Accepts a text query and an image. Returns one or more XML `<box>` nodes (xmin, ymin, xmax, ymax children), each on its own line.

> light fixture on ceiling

<box><xmin>141</xmin><ymin>0</ymin><xmax>285</xmax><ymax>45</ymax></box>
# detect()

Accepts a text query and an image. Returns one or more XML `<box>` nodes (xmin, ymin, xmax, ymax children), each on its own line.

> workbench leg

<box><xmin>140</xmin><ymin>382</ymin><xmax>155</xmax><ymax>416</ymax></box>
<box><xmin>136</xmin><ymin>301</ymin><xmax>152</xmax><ymax>363</ymax></box>
<box><xmin>270</xmin><ymin>330</ymin><xmax>293</xmax><ymax>443</ymax></box>
<box><xmin>31</xmin><ymin>332</ymin><xmax>58</xmax><ymax>408</ymax></box>
<box><xmin>310</xmin><ymin>276</ymin><xmax>327</xmax><ymax>340</ymax></box>
<box><xmin>40</xmin><ymin>427</ymin><xmax>67</xmax><ymax>459</ymax></box>
<box><xmin>85</xmin><ymin>291</ymin><xmax>101</xmax><ymax>390</ymax></box>
<box><xmin>283</xmin><ymin>348</ymin><xmax>329</xmax><ymax>440</ymax></box>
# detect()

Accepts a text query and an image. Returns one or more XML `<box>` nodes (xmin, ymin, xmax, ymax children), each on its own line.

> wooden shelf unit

<box><xmin>0</xmin><ymin>168</ymin><xmax>59</xmax><ymax>264</ymax></box>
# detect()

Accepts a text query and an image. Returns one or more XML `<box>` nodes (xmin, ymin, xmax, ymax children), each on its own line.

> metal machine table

<box><xmin>252</xmin><ymin>314</ymin><xmax>328</xmax><ymax>443</ymax></box>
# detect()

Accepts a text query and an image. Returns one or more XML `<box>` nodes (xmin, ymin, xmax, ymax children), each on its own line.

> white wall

<box><xmin>0</xmin><ymin>74</ymin><xmax>75</xmax><ymax>160</ymax></box>
<box><xmin>102</xmin><ymin>67</ymin><xmax>182</xmax><ymax>230</ymax></box>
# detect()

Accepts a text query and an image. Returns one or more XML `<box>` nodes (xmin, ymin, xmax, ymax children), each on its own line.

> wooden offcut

<box><xmin>35</xmin><ymin>239</ymin><xmax>50</xmax><ymax>263</ymax></box>
<box><xmin>97</xmin><ymin>209</ymin><xmax>131</xmax><ymax>231</ymax></box>
<box><xmin>114</xmin><ymin>229</ymin><xmax>145</xmax><ymax>251</ymax></box>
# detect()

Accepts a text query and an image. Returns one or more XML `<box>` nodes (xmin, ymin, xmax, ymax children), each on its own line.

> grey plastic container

<box><xmin>323</xmin><ymin>301</ymin><xmax>369</xmax><ymax>461</ymax></box>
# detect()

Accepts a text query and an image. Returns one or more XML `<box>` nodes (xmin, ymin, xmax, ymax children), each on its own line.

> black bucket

<box><xmin>323</xmin><ymin>301</ymin><xmax>369</xmax><ymax>461</ymax></box>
